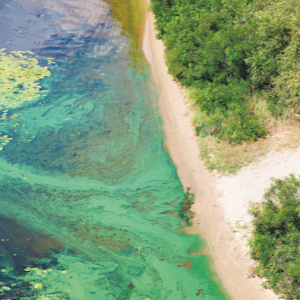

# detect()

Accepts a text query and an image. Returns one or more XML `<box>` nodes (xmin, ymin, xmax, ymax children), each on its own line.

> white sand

<box><xmin>216</xmin><ymin>148</ymin><xmax>300</xmax><ymax>251</ymax></box>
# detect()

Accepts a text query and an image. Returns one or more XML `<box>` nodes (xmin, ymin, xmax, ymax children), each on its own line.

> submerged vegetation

<box><xmin>179</xmin><ymin>187</ymin><xmax>195</xmax><ymax>225</ymax></box>
<box><xmin>151</xmin><ymin>0</ymin><xmax>300</xmax><ymax>172</ymax></box>
<box><xmin>249</xmin><ymin>175</ymin><xmax>300</xmax><ymax>299</ymax></box>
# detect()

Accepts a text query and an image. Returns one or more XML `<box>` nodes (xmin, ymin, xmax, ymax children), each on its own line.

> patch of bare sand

<box><xmin>143</xmin><ymin>10</ymin><xmax>281</xmax><ymax>300</ymax></box>
<box><xmin>215</xmin><ymin>147</ymin><xmax>300</xmax><ymax>252</ymax></box>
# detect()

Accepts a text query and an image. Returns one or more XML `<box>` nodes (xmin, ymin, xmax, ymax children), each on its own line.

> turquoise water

<box><xmin>0</xmin><ymin>0</ymin><xmax>230</xmax><ymax>299</ymax></box>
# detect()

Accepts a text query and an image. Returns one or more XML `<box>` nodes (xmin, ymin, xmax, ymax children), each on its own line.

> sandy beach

<box><xmin>143</xmin><ymin>9</ymin><xmax>286</xmax><ymax>300</ymax></box>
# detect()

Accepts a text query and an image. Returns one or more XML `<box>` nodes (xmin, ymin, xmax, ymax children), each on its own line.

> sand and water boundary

<box><xmin>142</xmin><ymin>9</ymin><xmax>286</xmax><ymax>300</ymax></box>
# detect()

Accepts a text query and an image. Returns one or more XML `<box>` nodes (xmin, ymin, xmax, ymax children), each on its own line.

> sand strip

<box><xmin>143</xmin><ymin>10</ymin><xmax>280</xmax><ymax>300</ymax></box>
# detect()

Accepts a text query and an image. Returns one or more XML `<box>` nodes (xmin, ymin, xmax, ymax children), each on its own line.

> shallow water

<box><xmin>0</xmin><ymin>0</ymin><xmax>230</xmax><ymax>299</ymax></box>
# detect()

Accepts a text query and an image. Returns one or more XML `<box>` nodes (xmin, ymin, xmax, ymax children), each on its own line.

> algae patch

<box><xmin>0</xmin><ymin>49</ymin><xmax>53</xmax><ymax>151</ymax></box>
<box><xmin>0</xmin><ymin>49</ymin><xmax>53</xmax><ymax>108</ymax></box>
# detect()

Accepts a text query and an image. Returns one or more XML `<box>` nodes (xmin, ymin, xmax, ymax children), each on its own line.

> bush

<box><xmin>190</xmin><ymin>82</ymin><xmax>265</xmax><ymax>144</ymax></box>
<box><xmin>249</xmin><ymin>175</ymin><xmax>300</xmax><ymax>299</ymax></box>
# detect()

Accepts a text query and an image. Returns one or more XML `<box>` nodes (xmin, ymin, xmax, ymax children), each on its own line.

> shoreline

<box><xmin>143</xmin><ymin>9</ymin><xmax>280</xmax><ymax>300</ymax></box>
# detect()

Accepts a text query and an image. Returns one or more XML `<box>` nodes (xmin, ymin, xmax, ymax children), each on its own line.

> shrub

<box><xmin>249</xmin><ymin>174</ymin><xmax>300</xmax><ymax>299</ymax></box>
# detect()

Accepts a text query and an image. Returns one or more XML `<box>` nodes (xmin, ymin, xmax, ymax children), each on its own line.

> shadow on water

<box><xmin>0</xmin><ymin>0</ymin><xmax>231</xmax><ymax>299</ymax></box>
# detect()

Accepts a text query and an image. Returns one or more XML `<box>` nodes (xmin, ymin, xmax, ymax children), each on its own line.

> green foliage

<box><xmin>150</xmin><ymin>0</ymin><xmax>176</xmax><ymax>39</ymax></box>
<box><xmin>151</xmin><ymin>0</ymin><xmax>300</xmax><ymax>144</ymax></box>
<box><xmin>249</xmin><ymin>175</ymin><xmax>300</xmax><ymax>299</ymax></box>
<box><xmin>272</xmin><ymin>0</ymin><xmax>300</xmax><ymax>113</ymax></box>
<box><xmin>190</xmin><ymin>82</ymin><xmax>265</xmax><ymax>144</ymax></box>
<box><xmin>179</xmin><ymin>187</ymin><xmax>195</xmax><ymax>225</ymax></box>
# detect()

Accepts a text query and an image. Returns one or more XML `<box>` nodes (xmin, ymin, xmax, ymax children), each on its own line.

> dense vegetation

<box><xmin>249</xmin><ymin>175</ymin><xmax>300</xmax><ymax>299</ymax></box>
<box><xmin>151</xmin><ymin>0</ymin><xmax>300</xmax><ymax>145</ymax></box>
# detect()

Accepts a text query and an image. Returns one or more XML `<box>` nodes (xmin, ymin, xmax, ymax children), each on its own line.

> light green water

<box><xmin>0</xmin><ymin>0</ymin><xmax>231</xmax><ymax>299</ymax></box>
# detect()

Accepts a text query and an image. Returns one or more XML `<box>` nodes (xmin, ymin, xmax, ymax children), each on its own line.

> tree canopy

<box><xmin>151</xmin><ymin>0</ymin><xmax>300</xmax><ymax>144</ymax></box>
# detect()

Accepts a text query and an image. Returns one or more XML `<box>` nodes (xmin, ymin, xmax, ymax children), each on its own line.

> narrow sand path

<box><xmin>143</xmin><ymin>10</ymin><xmax>281</xmax><ymax>300</ymax></box>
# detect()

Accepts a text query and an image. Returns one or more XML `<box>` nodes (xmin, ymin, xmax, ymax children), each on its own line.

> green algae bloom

<box><xmin>0</xmin><ymin>49</ymin><xmax>52</xmax><ymax>108</ymax></box>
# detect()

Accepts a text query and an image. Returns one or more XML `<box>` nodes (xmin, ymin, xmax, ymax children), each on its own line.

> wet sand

<box><xmin>143</xmin><ymin>9</ymin><xmax>280</xmax><ymax>300</ymax></box>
